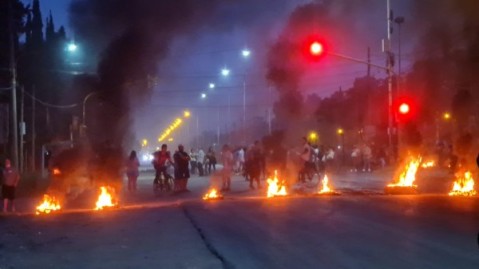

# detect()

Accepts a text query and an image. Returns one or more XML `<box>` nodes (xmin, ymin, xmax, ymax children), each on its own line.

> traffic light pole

<box><xmin>8</xmin><ymin>0</ymin><xmax>19</xmax><ymax>168</ymax></box>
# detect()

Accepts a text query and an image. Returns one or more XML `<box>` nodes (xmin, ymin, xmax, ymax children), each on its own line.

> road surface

<box><xmin>1</xmin><ymin>168</ymin><xmax>478</xmax><ymax>268</ymax></box>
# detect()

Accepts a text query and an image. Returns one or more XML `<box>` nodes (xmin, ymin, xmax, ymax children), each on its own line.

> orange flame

<box><xmin>388</xmin><ymin>157</ymin><xmax>420</xmax><ymax>188</ymax></box>
<box><xmin>421</xmin><ymin>161</ymin><xmax>435</xmax><ymax>168</ymax></box>
<box><xmin>449</xmin><ymin>171</ymin><xmax>477</xmax><ymax>196</ymax></box>
<box><xmin>52</xmin><ymin>168</ymin><xmax>61</xmax><ymax>175</ymax></box>
<box><xmin>95</xmin><ymin>186</ymin><xmax>117</xmax><ymax>210</ymax></box>
<box><xmin>36</xmin><ymin>194</ymin><xmax>61</xmax><ymax>215</ymax></box>
<box><xmin>318</xmin><ymin>175</ymin><xmax>334</xmax><ymax>194</ymax></box>
<box><xmin>202</xmin><ymin>188</ymin><xmax>223</xmax><ymax>200</ymax></box>
<box><xmin>267</xmin><ymin>170</ymin><xmax>287</xmax><ymax>198</ymax></box>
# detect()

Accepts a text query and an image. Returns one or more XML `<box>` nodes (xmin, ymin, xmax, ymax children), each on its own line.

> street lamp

<box><xmin>443</xmin><ymin>112</ymin><xmax>451</xmax><ymax>120</ymax></box>
<box><xmin>200</xmin><ymin>93</ymin><xmax>207</xmax><ymax>99</ymax></box>
<box><xmin>67</xmin><ymin>42</ymin><xmax>78</xmax><ymax>53</ymax></box>
<box><xmin>221</xmin><ymin>67</ymin><xmax>230</xmax><ymax>77</ymax></box>
<box><xmin>242</xmin><ymin>48</ymin><xmax>251</xmax><ymax>58</ymax></box>
<box><xmin>82</xmin><ymin>91</ymin><xmax>99</xmax><ymax>126</ymax></box>
<box><xmin>209</xmin><ymin>83</ymin><xmax>215</xmax><ymax>89</ymax></box>
<box><xmin>184</xmin><ymin>110</ymin><xmax>191</xmax><ymax>118</ymax></box>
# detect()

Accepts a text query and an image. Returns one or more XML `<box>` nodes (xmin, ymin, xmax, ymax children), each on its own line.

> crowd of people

<box><xmin>124</xmin><ymin>137</ymin><xmax>394</xmax><ymax>194</ymax></box>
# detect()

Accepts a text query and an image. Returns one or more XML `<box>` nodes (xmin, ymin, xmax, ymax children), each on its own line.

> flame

<box><xmin>267</xmin><ymin>170</ymin><xmax>287</xmax><ymax>198</ymax></box>
<box><xmin>36</xmin><ymin>194</ymin><xmax>61</xmax><ymax>215</ymax></box>
<box><xmin>388</xmin><ymin>157</ymin><xmax>421</xmax><ymax>188</ymax></box>
<box><xmin>421</xmin><ymin>161</ymin><xmax>435</xmax><ymax>168</ymax></box>
<box><xmin>95</xmin><ymin>186</ymin><xmax>117</xmax><ymax>210</ymax></box>
<box><xmin>449</xmin><ymin>171</ymin><xmax>477</xmax><ymax>196</ymax></box>
<box><xmin>52</xmin><ymin>168</ymin><xmax>61</xmax><ymax>175</ymax></box>
<box><xmin>203</xmin><ymin>188</ymin><xmax>222</xmax><ymax>200</ymax></box>
<box><xmin>318</xmin><ymin>175</ymin><xmax>334</xmax><ymax>194</ymax></box>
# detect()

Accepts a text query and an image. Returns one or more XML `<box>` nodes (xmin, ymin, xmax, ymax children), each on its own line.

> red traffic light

<box><xmin>310</xmin><ymin>41</ymin><xmax>324</xmax><ymax>56</ymax></box>
<box><xmin>398</xmin><ymin>103</ymin><xmax>410</xmax><ymax>114</ymax></box>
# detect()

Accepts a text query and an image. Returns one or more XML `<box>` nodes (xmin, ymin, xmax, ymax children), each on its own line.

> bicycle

<box><xmin>153</xmin><ymin>169</ymin><xmax>174</xmax><ymax>195</ymax></box>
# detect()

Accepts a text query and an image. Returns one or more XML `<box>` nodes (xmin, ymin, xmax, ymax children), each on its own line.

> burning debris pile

<box><xmin>385</xmin><ymin>157</ymin><xmax>421</xmax><ymax>195</ymax></box>
<box><xmin>449</xmin><ymin>171</ymin><xmax>477</xmax><ymax>197</ymax></box>
<box><xmin>317</xmin><ymin>175</ymin><xmax>340</xmax><ymax>195</ymax></box>
<box><xmin>202</xmin><ymin>188</ymin><xmax>224</xmax><ymax>201</ymax></box>
<box><xmin>36</xmin><ymin>195</ymin><xmax>62</xmax><ymax>215</ymax></box>
<box><xmin>267</xmin><ymin>170</ymin><xmax>288</xmax><ymax>198</ymax></box>
<box><xmin>95</xmin><ymin>186</ymin><xmax>118</xmax><ymax>210</ymax></box>
<box><xmin>421</xmin><ymin>160</ymin><xmax>435</xmax><ymax>168</ymax></box>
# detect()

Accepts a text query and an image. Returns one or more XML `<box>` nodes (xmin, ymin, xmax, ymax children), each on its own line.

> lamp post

<box><xmin>82</xmin><ymin>91</ymin><xmax>99</xmax><ymax>135</ymax></box>
<box><xmin>241</xmin><ymin>49</ymin><xmax>251</xmax><ymax>143</ymax></box>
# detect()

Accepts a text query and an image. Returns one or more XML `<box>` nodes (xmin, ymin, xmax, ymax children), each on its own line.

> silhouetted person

<box><xmin>173</xmin><ymin>144</ymin><xmax>190</xmax><ymax>193</ymax></box>
<box><xmin>2</xmin><ymin>159</ymin><xmax>20</xmax><ymax>213</ymax></box>
<box><xmin>125</xmin><ymin>151</ymin><xmax>140</xmax><ymax>192</ymax></box>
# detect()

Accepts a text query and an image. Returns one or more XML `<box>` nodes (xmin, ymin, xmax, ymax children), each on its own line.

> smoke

<box><xmin>266</xmin><ymin>0</ymin><xmax>377</xmax><ymax>146</ymax></box>
<box><xmin>410</xmin><ymin>0</ymin><xmax>479</xmax><ymax>159</ymax></box>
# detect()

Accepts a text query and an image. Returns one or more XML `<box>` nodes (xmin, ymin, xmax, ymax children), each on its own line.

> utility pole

<box><xmin>8</xmin><ymin>0</ymin><xmax>19</xmax><ymax>168</ymax></box>
<box><xmin>367</xmin><ymin>47</ymin><xmax>371</xmax><ymax>77</ymax></box>
<box><xmin>31</xmin><ymin>86</ymin><xmax>36</xmax><ymax>172</ymax></box>
<box><xmin>386</xmin><ymin>0</ymin><xmax>395</xmax><ymax>162</ymax></box>
<box><xmin>20</xmin><ymin>86</ymin><xmax>24</xmax><ymax>173</ymax></box>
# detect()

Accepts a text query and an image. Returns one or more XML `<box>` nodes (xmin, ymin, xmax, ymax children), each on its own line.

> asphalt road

<box><xmin>1</xmin><ymin>169</ymin><xmax>478</xmax><ymax>268</ymax></box>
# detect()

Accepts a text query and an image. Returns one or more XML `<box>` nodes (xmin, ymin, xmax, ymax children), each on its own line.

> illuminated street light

<box><xmin>184</xmin><ymin>110</ymin><xmax>191</xmax><ymax>118</ymax></box>
<box><xmin>209</xmin><ymin>83</ymin><xmax>215</xmax><ymax>89</ymax></box>
<box><xmin>141</xmin><ymin>139</ymin><xmax>148</xmax><ymax>147</ymax></box>
<box><xmin>308</xmin><ymin>131</ymin><xmax>318</xmax><ymax>141</ymax></box>
<box><xmin>67</xmin><ymin>42</ymin><xmax>78</xmax><ymax>52</ymax></box>
<box><xmin>443</xmin><ymin>112</ymin><xmax>451</xmax><ymax>120</ymax></box>
<box><xmin>201</xmin><ymin>93</ymin><xmax>207</xmax><ymax>99</ymax></box>
<box><xmin>242</xmin><ymin>49</ymin><xmax>251</xmax><ymax>58</ymax></box>
<box><xmin>221</xmin><ymin>68</ymin><xmax>230</xmax><ymax>77</ymax></box>
<box><xmin>337</xmin><ymin>128</ymin><xmax>344</xmax><ymax>135</ymax></box>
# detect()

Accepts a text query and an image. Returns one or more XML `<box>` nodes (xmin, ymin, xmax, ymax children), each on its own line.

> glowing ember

<box><xmin>318</xmin><ymin>175</ymin><xmax>334</xmax><ymax>194</ymax></box>
<box><xmin>267</xmin><ymin>170</ymin><xmax>287</xmax><ymax>198</ymax></box>
<box><xmin>387</xmin><ymin>157</ymin><xmax>421</xmax><ymax>188</ymax></box>
<box><xmin>36</xmin><ymin>194</ymin><xmax>61</xmax><ymax>215</ymax></box>
<box><xmin>95</xmin><ymin>186</ymin><xmax>117</xmax><ymax>210</ymax></box>
<box><xmin>449</xmin><ymin>171</ymin><xmax>477</xmax><ymax>197</ymax></box>
<box><xmin>202</xmin><ymin>188</ymin><xmax>223</xmax><ymax>200</ymax></box>
<box><xmin>421</xmin><ymin>161</ymin><xmax>435</xmax><ymax>168</ymax></box>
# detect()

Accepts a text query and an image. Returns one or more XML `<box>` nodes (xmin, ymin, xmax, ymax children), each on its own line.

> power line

<box><xmin>21</xmin><ymin>88</ymin><xmax>78</xmax><ymax>109</ymax></box>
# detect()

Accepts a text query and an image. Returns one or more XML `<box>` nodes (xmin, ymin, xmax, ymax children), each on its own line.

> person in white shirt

<box><xmin>197</xmin><ymin>148</ymin><xmax>205</xmax><ymax>176</ymax></box>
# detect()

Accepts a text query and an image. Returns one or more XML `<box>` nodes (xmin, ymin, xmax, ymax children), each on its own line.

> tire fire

<box><xmin>318</xmin><ymin>175</ymin><xmax>334</xmax><ymax>194</ymax></box>
<box><xmin>267</xmin><ymin>170</ymin><xmax>287</xmax><ymax>198</ymax></box>
<box><xmin>449</xmin><ymin>171</ymin><xmax>477</xmax><ymax>197</ymax></box>
<box><xmin>95</xmin><ymin>186</ymin><xmax>118</xmax><ymax>210</ymax></box>
<box><xmin>385</xmin><ymin>157</ymin><xmax>420</xmax><ymax>194</ymax></box>
<box><xmin>421</xmin><ymin>160</ymin><xmax>435</xmax><ymax>168</ymax></box>
<box><xmin>36</xmin><ymin>194</ymin><xmax>61</xmax><ymax>215</ymax></box>
<box><xmin>202</xmin><ymin>188</ymin><xmax>223</xmax><ymax>200</ymax></box>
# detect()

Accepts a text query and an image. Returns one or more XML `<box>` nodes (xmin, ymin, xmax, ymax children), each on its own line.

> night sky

<box><xmin>26</xmin><ymin>0</ymin><xmax>414</xmax><ymax>147</ymax></box>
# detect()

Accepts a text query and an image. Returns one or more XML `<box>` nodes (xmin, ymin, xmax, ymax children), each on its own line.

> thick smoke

<box><xmin>266</xmin><ymin>0</ymin><xmax>375</xmax><ymax>145</ymax></box>
<box><xmin>410</xmin><ymin>0</ymin><xmax>479</xmax><ymax>162</ymax></box>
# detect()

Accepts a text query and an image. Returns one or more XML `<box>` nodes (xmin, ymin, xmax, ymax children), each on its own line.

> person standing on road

<box><xmin>189</xmin><ymin>148</ymin><xmax>198</xmax><ymax>175</ymax></box>
<box><xmin>197</xmin><ymin>148</ymin><xmax>205</xmax><ymax>176</ymax></box>
<box><xmin>221</xmin><ymin>144</ymin><xmax>234</xmax><ymax>191</ymax></box>
<box><xmin>2</xmin><ymin>159</ymin><xmax>20</xmax><ymax>213</ymax></box>
<box><xmin>125</xmin><ymin>151</ymin><xmax>140</xmax><ymax>192</ymax></box>
<box><xmin>207</xmin><ymin>147</ymin><xmax>217</xmax><ymax>174</ymax></box>
<box><xmin>299</xmin><ymin>137</ymin><xmax>312</xmax><ymax>182</ymax></box>
<box><xmin>153</xmin><ymin>144</ymin><xmax>173</xmax><ymax>191</ymax></box>
<box><xmin>173</xmin><ymin>144</ymin><xmax>191</xmax><ymax>193</ymax></box>
<box><xmin>246</xmin><ymin>144</ymin><xmax>261</xmax><ymax>190</ymax></box>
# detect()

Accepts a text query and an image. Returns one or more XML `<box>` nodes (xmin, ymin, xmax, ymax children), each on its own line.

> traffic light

<box><xmin>398</xmin><ymin>102</ymin><xmax>410</xmax><ymax>115</ymax></box>
<box><xmin>302</xmin><ymin>36</ymin><xmax>327</xmax><ymax>62</ymax></box>
<box><xmin>395</xmin><ymin>98</ymin><xmax>416</xmax><ymax>122</ymax></box>
<box><xmin>310</xmin><ymin>41</ymin><xmax>324</xmax><ymax>56</ymax></box>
